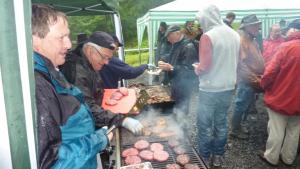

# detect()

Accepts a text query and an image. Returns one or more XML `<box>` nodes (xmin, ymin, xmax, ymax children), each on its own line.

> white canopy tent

<box><xmin>137</xmin><ymin>0</ymin><xmax>300</xmax><ymax>64</ymax></box>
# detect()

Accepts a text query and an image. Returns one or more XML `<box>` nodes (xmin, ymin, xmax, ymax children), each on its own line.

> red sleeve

<box><xmin>198</xmin><ymin>34</ymin><xmax>212</xmax><ymax>74</ymax></box>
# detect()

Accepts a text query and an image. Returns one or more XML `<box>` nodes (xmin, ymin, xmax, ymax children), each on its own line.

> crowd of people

<box><xmin>32</xmin><ymin>3</ymin><xmax>300</xmax><ymax>169</ymax></box>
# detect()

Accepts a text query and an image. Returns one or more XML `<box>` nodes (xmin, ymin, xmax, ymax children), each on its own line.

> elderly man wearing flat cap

<box><xmin>61</xmin><ymin>31</ymin><xmax>143</xmax><ymax>135</ymax></box>
<box><xmin>230</xmin><ymin>14</ymin><xmax>265</xmax><ymax>140</ymax></box>
<box><xmin>258</xmin><ymin>18</ymin><xmax>300</xmax><ymax>166</ymax></box>
<box><xmin>158</xmin><ymin>25</ymin><xmax>198</xmax><ymax>124</ymax></box>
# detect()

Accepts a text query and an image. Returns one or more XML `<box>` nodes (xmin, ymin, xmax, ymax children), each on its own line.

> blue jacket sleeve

<box><xmin>108</xmin><ymin>57</ymin><xmax>147</xmax><ymax>79</ymax></box>
<box><xmin>51</xmin><ymin>128</ymin><xmax>108</xmax><ymax>169</ymax></box>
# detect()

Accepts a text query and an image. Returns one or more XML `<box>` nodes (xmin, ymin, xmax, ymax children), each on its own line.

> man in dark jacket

<box><xmin>61</xmin><ymin>31</ymin><xmax>143</xmax><ymax>135</ymax></box>
<box><xmin>100</xmin><ymin>35</ymin><xmax>148</xmax><ymax>88</ymax></box>
<box><xmin>32</xmin><ymin>4</ymin><xmax>112</xmax><ymax>169</ymax></box>
<box><xmin>158</xmin><ymin>25</ymin><xmax>198</xmax><ymax>119</ymax></box>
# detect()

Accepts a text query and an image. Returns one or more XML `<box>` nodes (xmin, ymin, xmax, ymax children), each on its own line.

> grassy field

<box><xmin>124</xmin><ymin>51</ymin><xmax>150</xmax><ymax>66</ymax></box>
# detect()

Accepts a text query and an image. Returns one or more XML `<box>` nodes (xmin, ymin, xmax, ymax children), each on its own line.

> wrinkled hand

<box><xmin>122</xmin><ymin>117</ymin><xmax>144</xmax><ymax>135</ymax></box>
<box><xmin>158</xmin><ymin>61</ymin><xmax>173</xmax><ymax>71</ymax></box>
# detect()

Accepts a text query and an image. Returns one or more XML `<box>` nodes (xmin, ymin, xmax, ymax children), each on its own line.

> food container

<box><xmin>120</xmin><ymin>162</ymin><xmax>153</xmax><ymax>169</ymax></box>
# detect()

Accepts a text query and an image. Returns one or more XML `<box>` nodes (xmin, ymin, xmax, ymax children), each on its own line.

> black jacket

<box><xmin>160</xmin><ymin>37</ymin><xmax>198</xmax><ymax>100</ymax></box>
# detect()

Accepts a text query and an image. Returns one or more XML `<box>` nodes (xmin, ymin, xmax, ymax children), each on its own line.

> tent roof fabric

<box><xmin>31</xmin><ymin>0</ymin><xmax>119</xmax><ymax>15</ymax></box>
<box><xmin>137</xmin><ymin>0</ymin><xmax>300</xmax><ymax>64</ymax></box>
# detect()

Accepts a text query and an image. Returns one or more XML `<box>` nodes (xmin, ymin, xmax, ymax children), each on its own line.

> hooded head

<box><xmin>196</xmin><ymin>5</ymin><xmax>223</xmax><ymax>33</ymax></box>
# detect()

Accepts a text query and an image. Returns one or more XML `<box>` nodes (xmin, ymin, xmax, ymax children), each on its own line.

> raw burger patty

<box><xmin>118</xmin><ymin>87</ymin><xmax>129</xmax><ymax>96</ymax></box>
<box><xmin>134</xmin><ymin>140</ymin><xmax>150</xmax><ymax>150</ymax></box>
<box><xmin>168</xmin><ymin>139</ymin><xmax>180</xmax><ymax>148</ymax></box>
<box><xmin>150</xmin><ymin>143</ymin><xmax>164</xmax><ymax>152</ymax></box>
<box><xmin>176</xmin><ymin>154</ymin><xmax>190</xmax><ymax>165</ymax></box>
<box><xmin>105</xmin><ymin>99</ymin><xmax>118</xmax><ymax>106</ymax></box>
<box><xmin>153</xmin><ymin>150</ymin><xmax>169</xmax><ymax>162</ymax></box>
<box><xmin>166</xmin><ymin>163</ymin><xmax>181</xmax><ymax>169</ymax></box>
<box><xmin>139</xmin><ymin>150</ymin><xmax>154</xmax><ymax>160</ymax></box>
<box><xmin>111</xmin><ymin>91</ymin><xmax>123</xmax><ymax>100</ymax></box>
<box><xmin>184</xmin><ymin>164</ymin><xmax>200</xmax><ymax>169</ymax></box>
<box><xmin>122</xmin><ymin>148</ymin><xmax>139</xmax><ymax>158</ymax></box>
<box><xmin>173</xmin><ymin>146</ymin><xmax>187</xmax><ymax>155</ymax></box>
<box><xmin>125</xmin><ymin>155</ymin><xmax>142</xmax><ymax>165</ymax></box>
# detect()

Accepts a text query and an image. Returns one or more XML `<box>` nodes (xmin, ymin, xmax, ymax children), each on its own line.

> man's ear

<box><xmin>32</xmin><ymin>35</ymin><xmax>41</xmax><ymax>51</ymax></box>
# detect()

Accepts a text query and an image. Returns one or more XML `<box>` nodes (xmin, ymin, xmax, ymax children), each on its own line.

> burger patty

<box><xmin>176</xmin><ymin>154</ymin><xmax>190</xmax><ymax>166</ymax></box>
<box><xmin>173</xmin><ymin>146</ymin><xmax>187</xmax><ymax>155</ymax></box>
<box><xmin>168</xmin><ymin>139</ymin><xmax>180</xmax><ymax>148</ymax></box>
<box><xmin>150</xmin><ymin>143</ymin><xmax>164</xmax><ymax>152</ymax></box>
<box><xmin>166</xmin><ymin>163</ymin><xmax>181</xmax><ymax>169</ymax></box>
<box><xmin>139</xmin><ymin>150</ymin><xmax>154</xmax><ymax>160</ymax></box>
<box><xmin>124</xmin><ymin>155</ymin><xmax>142</xmax><ymax>165</ymax></box>
<box><xmin>153</xmin><ymin>150</ymin><xmax>169</xmax><ymax>162</ymax></box>
<box><xmin>134</xmin><ymin>140</ymin><xmax>150</xmax><ymax>150</ymax></box>
<box><xmin>184</xmin><ymin>163</ymin><xmax>200</xmax><ymax>169</ymax></box>
<box><xmin>122</xmin><ymin>148</ymin><xmax>139</xmax><ymax>158</ymax></box>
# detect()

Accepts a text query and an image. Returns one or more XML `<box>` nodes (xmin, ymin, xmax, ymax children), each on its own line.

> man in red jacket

<box><xmin>259</xmin><ymin>19</ymin><xmax>300</xmax><ymax>166</ymax></box>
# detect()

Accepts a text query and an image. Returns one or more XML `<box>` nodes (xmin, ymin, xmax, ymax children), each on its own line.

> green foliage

<box><xmin>68</xmin><ymin>15</ymin><xmax>115</xmax><ymax>41</ymax></box>
<box><xmin>118</xmin><ymin>0</ymin><xmax>173</xmax><ymax>47</ymax></box>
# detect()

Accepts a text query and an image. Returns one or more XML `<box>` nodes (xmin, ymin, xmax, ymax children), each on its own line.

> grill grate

<box><xmin>121</xmin><ymin>141</ymin><xmax>207</xmax><ymax>169</ymax></box>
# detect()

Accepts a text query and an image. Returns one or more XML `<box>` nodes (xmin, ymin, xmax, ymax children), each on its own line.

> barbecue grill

<box><xmin>106</xmin><ymin>84</ymin><xmax>206</xmax><ymax>169</ymax></box>
<box><xmin>116</xmin><ymin>110</ymin><xmax>207</xmax><ymax>169</ymax></box>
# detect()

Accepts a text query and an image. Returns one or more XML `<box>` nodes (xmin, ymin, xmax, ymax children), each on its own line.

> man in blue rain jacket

<box><xmin>32</xmin><ymin>4</ymin><xmax>115</xmax><ymax>169</ymax></box>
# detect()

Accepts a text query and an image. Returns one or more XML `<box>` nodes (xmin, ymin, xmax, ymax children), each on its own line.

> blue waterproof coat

<box><xmin>34</xmin><ymin>52</ymin><xmax>108</xmax><ymax>169</ymax></box>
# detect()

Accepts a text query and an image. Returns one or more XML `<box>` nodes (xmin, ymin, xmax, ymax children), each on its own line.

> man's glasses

<box><xmin>93</xmin><ymin>47</ymin><xmax>111</xmax><ymax>61</ymax></box>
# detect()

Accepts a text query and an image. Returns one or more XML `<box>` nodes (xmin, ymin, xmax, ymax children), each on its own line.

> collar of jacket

<box><xmin>34</xmin><ymin>52</ymin><xmax>71</xmax><ymax>89</ymax></box>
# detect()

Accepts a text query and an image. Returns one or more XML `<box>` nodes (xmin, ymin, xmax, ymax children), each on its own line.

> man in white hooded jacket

<box><xmin>194</xmin><ymin>5</ymin><xmax>240</xmax><ymax>167</ymax></box>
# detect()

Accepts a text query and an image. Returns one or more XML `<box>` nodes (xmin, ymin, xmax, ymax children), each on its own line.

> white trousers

<box><xmin>264</xmin><ymin>108</ymin><xmax>300</xmax><ymax>165</ymax></box>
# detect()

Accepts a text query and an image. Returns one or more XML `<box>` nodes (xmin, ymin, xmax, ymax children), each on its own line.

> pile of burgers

<box><xmin>105</xmin><ymin>87</ymin><xmax>129</xmax><ymax>106</ymax></box>
<box><xmin>122</xmin><ymin>139</ymin><xmax>200</xmax><ymax>169</ymax></box>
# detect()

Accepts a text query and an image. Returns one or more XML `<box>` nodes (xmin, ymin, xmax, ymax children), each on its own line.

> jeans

<box><xmin>197</xmin><ymin>90</ymin><xmax>234</xmax><ymax>158</ymax></box>
<box><xmin>231</xmin><ymin>82</ymin><xmax>255</xmax><ymax>131</ymax></box>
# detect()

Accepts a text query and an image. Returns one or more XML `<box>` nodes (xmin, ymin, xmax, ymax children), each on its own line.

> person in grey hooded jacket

<box><xmin>194</xmin><ymin>4</ymin><xmax>240</xmax><ymax>167</ymax></box>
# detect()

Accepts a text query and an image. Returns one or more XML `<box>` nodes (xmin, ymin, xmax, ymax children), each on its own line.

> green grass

<box><xmin>125</xmin><ymin>51</ymin><xmax>149</xmax><ymax>66</ymax></box>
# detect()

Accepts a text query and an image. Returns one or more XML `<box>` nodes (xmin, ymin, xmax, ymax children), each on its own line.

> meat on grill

<box><xmin>184</xmin><ymin>164</ymin><xmax>200</xmax><ymax>169</ymax></box>
<box><xmin>105</xmin><ymin>99</ymin><xmax>118</xmax><ymax>106</ymax></box>
<box><xmin>176</xmin><ymin>154</ymin><xmax>190</xmax><ymax>166</ymax></box>
<box><xmin>150</xmin><ymin>143</ymin><xmax>164</xmax><ymax>152</ymax></box>
<box><xmin>173</xmin><ymin>146</ymin><xmax>187</xmax><ymax>155</ymax></box>
<box><xmin>134</xmin><ymin>140</ymin><xmax>150</xmax><ymax>150</ymax></box>
<box><xmin>121</xmin><ymin>148</ymin><xmax>139</xmax><ymax>158</ymax></box>
<box><xmin>139</xmin><ymin>150</ymin><xmax>154</xmax><ymax>160</ymax></box>
<box><xmin>166</xmin><ymin>163</ymin><xmax>181</xmax><ymax>169</ymax></box>
<box><xmin>168</xmin><ymin>139</ymin><xmax>180</xmax><ymax>148</ymax></box>
<box><xmin>124</xmin><ymin>155</ymin><xmax>142</xmax><ymax>165</ymax></box>
<box><xmin>153</xmin><ymin>150</ymin><xmax>169</xmax><ymax>162</ymax></box>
